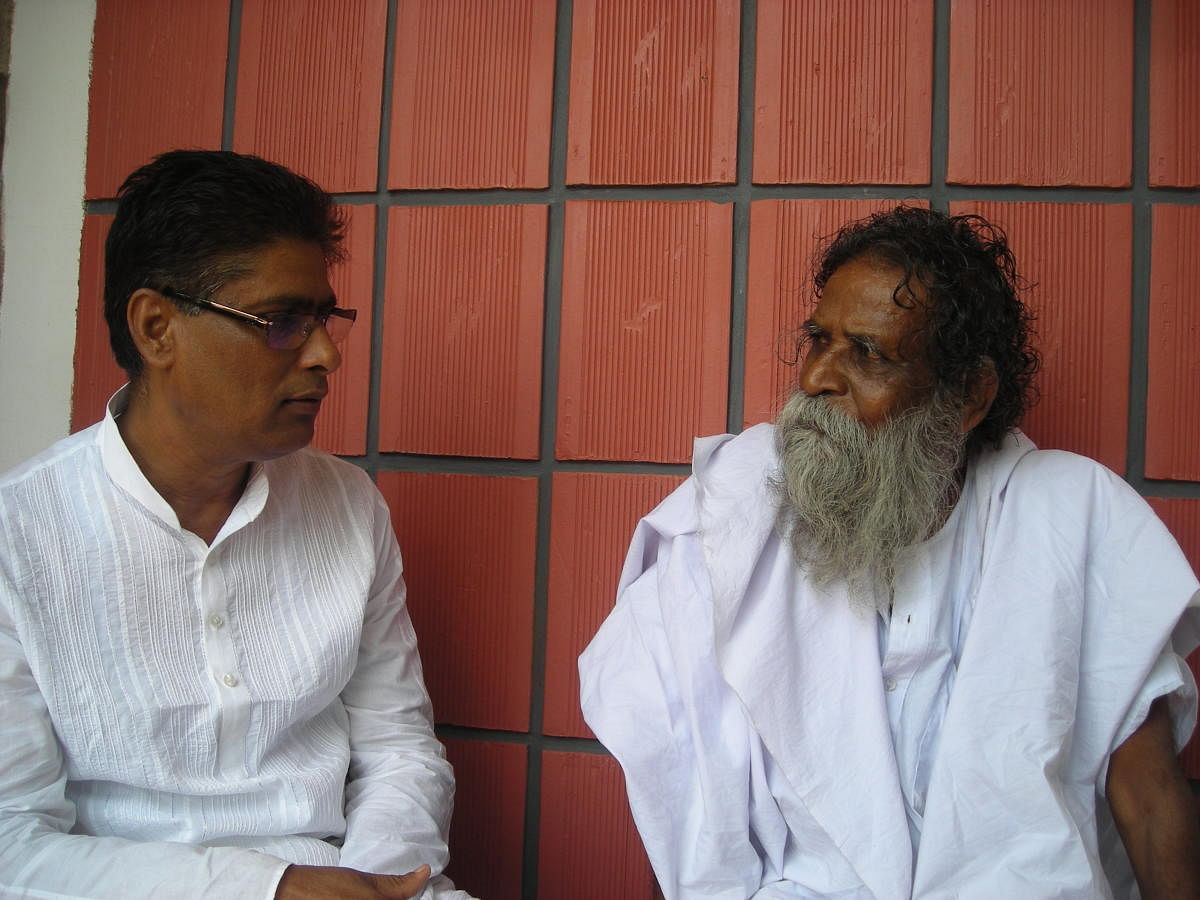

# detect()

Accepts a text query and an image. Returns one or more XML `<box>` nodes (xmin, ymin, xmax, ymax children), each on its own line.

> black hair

<box><xmin>813</xmin><ymin>204</ymin><xmax>1040</xmax><ymax>454</ymax></box>
<box><xmin>104</xmin><ymin>149</ymin><xmax>344</xmax><ymax>378</ymax></box>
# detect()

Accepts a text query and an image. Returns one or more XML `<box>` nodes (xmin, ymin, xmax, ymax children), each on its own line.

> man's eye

<box><xmin>854</xmin><ymin>341</ymin><xmax>883</xmax><ymax>362</ymax></box>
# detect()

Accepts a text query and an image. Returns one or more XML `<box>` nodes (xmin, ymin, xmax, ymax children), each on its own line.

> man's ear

<box><xmin>126</xmin><ymin>289</ymin><xmax>179</xmax><ymax>372</ymax></box>
<box><xmin>961</xmin><ymin>358</ymin><xmax>999</xmax><ymax>434</ymax></box>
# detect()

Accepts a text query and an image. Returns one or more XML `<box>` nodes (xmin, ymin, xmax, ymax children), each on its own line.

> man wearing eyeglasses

<box><xmin>0</xmin><ymin>151</ymin><xmax>471</xmax><ymax>899</ymax></box>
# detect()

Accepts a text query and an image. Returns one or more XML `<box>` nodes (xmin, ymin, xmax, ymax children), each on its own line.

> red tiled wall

<box><xmin>1146</xmin><ymin>205</ymin><xmax>1200</xmax><ymax>480</ymax></box>
<box><xmin>544</xmin><ymin>473</ymin><xmax>684</xmax><ymax>738</ymax></box>
<box><xmin>567</xmin><ymin>0</ymin><xmax>739</xmax><ymax>186</ymax></box>
<box><xmin>557</xmin><ymin>200</ymin><xmax>731</xmax><ymax>462</ymax></box>
<box><xmin>379</xmin><ymin>205</ymin><xmax>547</xmax><ymax>459</ymax></box>
<box><xmin>443</xmin><ymin>739</ymin><xmax>527</xmax><ymax>900</ymax></box>
<box><xmin>377</xmin><ymin>472</ymin><xmax>536</xmax><ymax>732</ymax></box>
<box><xmin>754</xmin><ymin>0</ymin><xmax>932</xmax><ymax>185</ymax></box>
<box><xmin>312</xmin><ymin>205</ymin><xmax>374</xmax><ymax>456</ymax></box>
<box><xmin>73</xmin><ymin>1</ymin><xmax>1200</xmax><ymax>893</ymax></box>
<box><xmin>538</xmin><ymin>752</ymin><xmax>656</xmax><ymax>900</ymax></box>
<box><xmin>233</xmin><ymin>0</ymin><xmax>387</xmax><ymax>193</ymax></box>
<box><xmin>71</xmin><ymin>215</ymin><xmax>122</xmax><ymax>430</ymax></box>
<box><xmin>390</xmin><ymin>0</ymin><xmax>556</xmax><ymax>189</ymax></box>
<box><xmin>1149</xmin><ymin>0</ymin><xmax>1200</xmax><ymax>188</ymax></box>
<box><xmin>947</xmin><ymin>0</ymin><xmax>1133</xmax><ymax>186</ymax></box>
<box><xmin>949</xmin><ymin>201</ymin><xmax>1133</xmax><ymax>473</ymax></box>
<box><xmin>85</xmin><ymin>1</ymin><xmax>228</xmax><ymax>200</ymax></box>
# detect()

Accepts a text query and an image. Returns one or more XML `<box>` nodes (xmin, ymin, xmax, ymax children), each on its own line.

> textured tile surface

<box><xmin>85</xmin><ymin>0</ymin><xmax>228</xmax><ymax>200</ymax></box>
<box><xmin>538</xmin><ymin>752</ymin><xmax>656</xmax><ymax>900</ymax></box>
<box><xmin>754</xmin><ymin>0</ymin><xmax>932</xmax><ymax>185</ymax></box>
<box><xmin>234</xmin><ymin>0</ymin><xmax>386</xmax><ymax>192</ymax></box>
<box><xmin>390</xmin><ymin>0</ymin><xmax>556</xmax><ymax>189</ymax></box>
<box><xmin>379</xmin><ymin>205</ymin><xmax>547</xmax><ymax>459</ymax></box>
<box><xmin>443</xmin><ymin>739</ymin><xmax>526</xmax><ymax>900</ymax></box>
<box><xmin>1149</xmin><ymin>0</ymin><xmax>1200</xmax><ymax>187</ymax></box>
<box><xmin>1146</xmin><ymin>205</ymin><xmax>1200</xmax><ymax>480</ymax></box>
<box><xmin>377</xmin><ymin>473</ymin><xmax>537</xmax><ymax>731</ymax></box>
<box><xmin>72</xmin><ymin>216</ymin><xmax>124</xmax><ymax>431</ymax></box>
<box><xmin>557</xmin><ymin>201</ymin><xmax>731</xmax><ymax>461</ymax></box>
<box><xmin>1144</xmin><ymin>498</ymin><xmax>1200</xmax><ymax>778</ymax></box>
<box><xmin>312</xmin><ymin>205</ymin><xmax>374</xmax><ymax>456</ymax></box>
<box><xmin>567</xmin><ymin>0</ymin><xmax>739</xmax><ymax>185</ymax></box>
<box><xmin>950</xmin><ymin>201</ymin><xmax>1132</xmax><ymax>472</ymax></box>
<box><xmin>948</xmin><ymin>0</ymin><xmax>1133</xmax><ymax>186</ymax></box>
<box><xmin>544</xmin><ymin>473</ymin><xmax>684</xmax><ymax>737</ymax></box>
<box><xmin>744</xmin><ymin>199</ymin><xmax>924</xmax><ymax>426</ymax></box>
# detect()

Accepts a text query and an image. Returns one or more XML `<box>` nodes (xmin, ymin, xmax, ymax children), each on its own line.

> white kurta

<box><xmin>579</xmin><ymin>424</ymin><xmax>1200</xmax><ymax>899</ymax></box>
<box><xmin>0</xmin><ymin>390</ymin><xmax>470</xmax><ymax>899</ymax></box>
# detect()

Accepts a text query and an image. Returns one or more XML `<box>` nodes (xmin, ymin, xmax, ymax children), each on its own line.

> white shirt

<box><xmin>580</xmin><ymin>424</ymin><xmax>1200</xmax><ymax>899</ymax></box>
<box><xmin>0</xmin><ymin>390</ymin><xmax>463</xmax><ymax>899</ymax></box>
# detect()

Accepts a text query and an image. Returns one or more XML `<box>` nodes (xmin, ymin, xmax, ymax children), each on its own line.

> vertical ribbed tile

<box><xmin>744</xmin><ymin>199</ymin><xmax>926</xmax><ymax>426</ymax></box>
<box><xmin>947</xmin><ymin>0</ymin><xmax>1133</xmax><ymax>186</ymax></box>
<box><xmin>379</xmin><ymin>206</ymin><xmax>547</xmax><ymax>459</ymax></box>
<box><xmin>950</xmin><ymin>201</ymin><xmax>1131</xmax><ymax>472</ymax></box>
<box><xmin>311</xmin><ymin>205</ymin><xmax>374</xmax><ymax>456</ymax></box>
<box><xmin>1149</xmin><ymin>0</ymin><xmax>1200</xmax><ymax>187</ymax></box>
<box><xmin>85</xmin><ymin>0</ymin><xmax>228</xmax><ymax>200</ymax></box>
<box><xmin>538</xmin><ymin>752</ymin><xmax>656</xmax><ymax>900</ymax></box>
<box><xmin>389</xmin><ymin>0</ymin><xmax>556</xmax><ymax>189</ymax></box>
<box><xmin>72</xmin><ymin>215</ymin><xmax>125</xmax><ymax>431</ymax></box>
<box><xmin>377</xmin><ymin>473</ymin><xmax>537</xmax><ymax>730</ymax></box>
<box><xmin>567</xmin><ymin>0</ymin><xmax>739</xmax><ymax>185</ymax></box>
<box><xmin>753</xmin><ymin>0</ymin><xmax>932</xmax><ymax>185</ymax></box>
<box><xmin>1144</xmin><ymin>498</ymin><xmax>1200</xmax><ymax>778</ymax></box>
<box><xmin>557</xmin><ymin>201</ymin><xmax>731</xmax><ymax>462</ymax></box>
<box><xmin>442</xmin><ymin>739</ymin><xmax>526</xmax><ymax>900</ymax></box>
<box><xmin>1146</xmin><ymin>206</ymin><xmax>1200</xmax><ymax>480</ymax></box>
<box><xmin>544</xmin><ymin>473</ymin><xmax>684</xmax><ymax>737</ymax></box>
<box><xmin>234</xmin><ymin>0</ymin><xmax>386</xmax><ymax>192</ymax></box>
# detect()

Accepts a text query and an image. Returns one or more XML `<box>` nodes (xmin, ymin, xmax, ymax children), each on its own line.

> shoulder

<box><xmin>0</xmin><ymin>426</ymin><xmax>101</xmax><ymax>501</ymax></box>
<box><xmin>1001</xmin><ymin>447</ymin><xmax>1150</xmax><ymax>524</ymax></box>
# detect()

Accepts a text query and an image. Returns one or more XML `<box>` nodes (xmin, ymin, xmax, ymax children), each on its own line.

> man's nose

<box><xmin>299</xmin><ymin>320</ymin><xmax>343</xmax><ymax>374</ymax></box>
<box><xmin>797</xmin><ymin>347</ymin><xmax>846</xmax><ymax>397</ymax></box>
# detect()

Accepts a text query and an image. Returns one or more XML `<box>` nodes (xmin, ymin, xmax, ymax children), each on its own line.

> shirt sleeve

<box><xmin>579</xmin><ymin>538</ymin><xmax>775</xmax><ymax>900</ymax></box>
<box><xmin>336</xmin><ymin>490</ymin><xmax>471</xmax><ymax>900</ymax></box>
<box><xmin>0</xmin><ymin>570</ymin><xmax>289</xmax><ymax>900</ymax></box>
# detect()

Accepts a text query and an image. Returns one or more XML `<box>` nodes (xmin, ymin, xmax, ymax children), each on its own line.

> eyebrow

<box><xmin>802</xmin><ymin>319</ymin><xmax>889</xmax><ymax>357</ymax></box>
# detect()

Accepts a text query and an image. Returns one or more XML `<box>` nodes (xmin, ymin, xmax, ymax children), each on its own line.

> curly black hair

<box><xmin>813</xmin><ymin>204</ymin><xmax>1040</xmax><ymax>454</ymax></box>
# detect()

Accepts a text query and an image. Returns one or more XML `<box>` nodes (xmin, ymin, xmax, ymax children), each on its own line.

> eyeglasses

<box><xmin>161</xmin><ymin>289</ymin><xmax>357</xmax><ymax>351</ymax></box>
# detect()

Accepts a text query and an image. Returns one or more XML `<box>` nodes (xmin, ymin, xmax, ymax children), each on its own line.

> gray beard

<box><xmin>771</xmin><ymin>389</ymin><xmax>967</xmax><ymax>608</ymax></box>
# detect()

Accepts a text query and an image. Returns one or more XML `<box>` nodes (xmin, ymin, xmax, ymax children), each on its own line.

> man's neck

<box><xmin>117</xmin><ymin>385</ymin><xmax>251</xmax><ymax>544</ymax></box>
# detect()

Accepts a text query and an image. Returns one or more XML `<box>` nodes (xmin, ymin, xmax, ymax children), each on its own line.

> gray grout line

<box><xmin>363</xmin><ymin>0</ymin><xmax>400</xmax><ymax>484</ymax></box>
<box><xmin>219</xmin><ymin>0</ymin><xmax>243</xmax><ymax>151</ymax></box>
<box><xmin>436</xmin><ymin>724</ymin><xmax>608</xmax><ymax>755</ymax></box>
<box><xmin>929</xmin><ymin>0</ymin><xmax>950</xmax><ymax>212</ymax></box>
<box><xmin>518</xmin><ymin>3</ymin><xmax>577</xmax><ymax>895</ymax></box>
<box><xmin>1125</xmin><ymin>0</ymin><xmax>1152</xmax><ymax>492</ymax></box>
<box><xmin>725</xmin><ymin>0</ymin><xmax>757</xmax><ymax>434</ymax></box>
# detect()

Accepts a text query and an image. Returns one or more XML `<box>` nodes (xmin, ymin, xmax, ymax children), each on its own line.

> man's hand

<box><xmin>275</xmin><ymin>863</ymin><xmax>431</xmax><ymax>899</ymax></box>
<box><xmin>1106</xmin><ymin>697</ymin><xmax>1200</xmax><ymax>900</ymax></box>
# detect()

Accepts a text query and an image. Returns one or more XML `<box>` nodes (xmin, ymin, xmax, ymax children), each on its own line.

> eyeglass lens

<box><xmin>265</xmin><ymin>310</ymin><xmax>355</xmax><ymax>350</ymax></box>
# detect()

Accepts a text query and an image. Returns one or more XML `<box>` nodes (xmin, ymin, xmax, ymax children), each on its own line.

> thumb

<box><xmin>383</xmin><ymin>864</ymin><xmax>431</xmax><ymax>897</ymax></box>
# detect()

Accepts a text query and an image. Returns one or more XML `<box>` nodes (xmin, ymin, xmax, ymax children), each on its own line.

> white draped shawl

<box><xmin>580</xmin><ymin>425</ymin><xmax>1200</xmax><ymax>899</ymax></box>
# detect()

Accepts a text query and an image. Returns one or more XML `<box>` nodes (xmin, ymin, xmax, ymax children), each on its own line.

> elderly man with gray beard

<box><xmin>579</xmin><ymin>206</ymin><xmax>1200</xmax><ymax>900</ymax></box>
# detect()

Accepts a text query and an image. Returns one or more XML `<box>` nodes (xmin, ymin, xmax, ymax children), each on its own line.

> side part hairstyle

<box><xmin>814</xmin><ymin>204</ymin><xmax>1040</xmax><ymax>454</ymax></box>
<box><xmin>104</xmin><ymin>149</ymin><xmax>345</xmax><ymax>378</ymax></box>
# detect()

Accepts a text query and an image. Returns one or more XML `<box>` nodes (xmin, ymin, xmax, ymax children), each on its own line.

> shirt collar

<box><xmin>99</xmin><ymin>384</ymin><xmax>270</xmax><ymax>542</ymax></box>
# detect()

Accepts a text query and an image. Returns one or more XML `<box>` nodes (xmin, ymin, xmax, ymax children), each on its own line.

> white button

<box><xmin>222</xmin><ymin>673</ymin><xmax>239</xmax><ymax>688</ymax></box>
<box><xmin>209</xmin><ymin>613</ymin><xmax>225</xmax><ymax>629</ymax></box>
<box><xmin>884</xmin><ymin>677</ymin><xmax>898</xmax><ymax>692</ymax></box>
